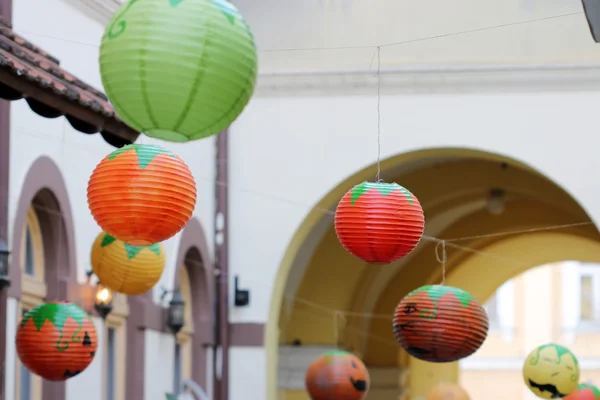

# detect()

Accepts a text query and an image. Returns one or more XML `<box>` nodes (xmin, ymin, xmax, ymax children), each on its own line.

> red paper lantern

<box><xmin>565</xmin><ymin>384</ymin><xmax>600</xmax><ymax>400</ymax></box>
<box><xmin>393</xmin><ymin>285</ymin><xmax>489</xmax><ymax>362</ymax></box>
<box><xmin>16</xmin><ymin>301</ymin><xmax>98</xmax><ymax>380</ymax></box>
<box><xmin>305</xmin><ymin>351</ymin><xmax>370</xmax><ymax>400</ymax></box>
<box><xmin>334</xmin><ymin>181</ymin><xmax>424</xmax><ymax>264</ymax></box>
<box><xmin>87</xmin><ymin>144</ymin><xmax>197</xmax><ymax>246</ymax></box>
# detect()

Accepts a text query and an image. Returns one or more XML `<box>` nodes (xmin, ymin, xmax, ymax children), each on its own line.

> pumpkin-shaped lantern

<box><xmin>564</xmin><ymin>384</ymin><xmax>600</xmax><ymax>400</ymax></box>
<box><xmin>523</xmin><ymin>343</ymin><xmax>580</xmax><ymax>399</ymax></box>
<box><xmin>87</xmin><ymin>144</ymin><xmax>197</xmax><ymax>246</ymax></box>
<box><xmin>16</xmin><ymin>301</ymin><xmax>98</xmax><ymax>381</ymax></box>
<box><xmin>91</xmin><ymin>231</ymin><xmax>165</xmax><ymax>295</ymax></box>
<box><xmin>334</xmin><ymin>181</ymin><xmax>424</xmax><ymax>264</ymax></box>
<box><xmin>393</xmin><ymin>285</ymin><xmax>489</xmax><ymax>362</ymax></box>
<box><xmin>428</xmin><ymin>382</ymin><xmax>471</xmax><ymax>400</ymax></box>
<box><xmin>305</xmin><ymin>351</ymin><xmax>370</xmax><ymax>400</ymax></box>
<box><xmin>99</xmin><ymin>0</ymin><xmax>258</xmax><ymax>142</ymax></box>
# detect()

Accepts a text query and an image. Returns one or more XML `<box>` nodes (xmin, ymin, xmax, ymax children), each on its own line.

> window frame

<box><xmin>15</xmin><ymin>206</ymin><xmax>46</xmax><ymax>400</ymax></box>
<box><xmin>576</xmin><ymin>263</ymin><xmax>600</xmax><ymax>329</ymax></box>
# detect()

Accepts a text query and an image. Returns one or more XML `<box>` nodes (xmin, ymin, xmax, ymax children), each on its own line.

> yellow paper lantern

<box><xmin>523</xmin><ymin>343</ymin><xmax>580</xmax><ymax>399</ymax></box>
<box><xmin>91</xmin><ymin>231</ymin><xmax>165</xmax><ymax>296</ymax></box>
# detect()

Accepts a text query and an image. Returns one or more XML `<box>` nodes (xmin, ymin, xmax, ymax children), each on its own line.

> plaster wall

<box><xmin>144</xmin><ymin>330</ymin><xmax>176</xmax><ymax>400</ymax></box>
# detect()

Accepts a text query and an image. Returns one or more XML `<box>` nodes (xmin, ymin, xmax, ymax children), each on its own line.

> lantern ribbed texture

<box><xmin>99</xmin><ymin>0</ymin><xmax>258</xmax><ymax>142</ymax></box>
<box><xmin>16</xmin><ymin>302</ymin><xmax>98</xmax><ymax>381</ymax></box>
<box><xmin>393</xmin><ymin>285</ymin><xmax>489</xmax><ymax>362</ymax></box>
<box><xmin>428</xmin><ymin>383</ymin><xmax>471</xmax><ymax>400</ymax></box>
<box><xmin>91</xmin><ymin>231</ymin><xmax>165</xmax><ymax>295</ymax></box>
<box><xmin>565</xmin><ymin>384</ymin><xmax>600</xmax><ymax>400</ymax></box>
<box><xmin>334</xmin><ymin>181</ymin><xmax>424</xmax><ymax>264</ymax></box>
<box><xmin>523</xmin><ymin>343</ymin><xmax>580</xmax><ymax>399</ymax></box>
<box><xmin>87</xmin><ymin>144</ymin><xmax>197</xmax><ymax>246</ymax></box>
<box><xmin>305</xmin><ymin>351</ymin><xmax>370</xmax><ymax>400</ymax></box>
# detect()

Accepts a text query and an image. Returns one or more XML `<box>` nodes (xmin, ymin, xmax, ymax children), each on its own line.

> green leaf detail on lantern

<box><xmin>169</xmin><ymin>0</ymin><xmax>184</xmax><ymax>5</ymax></box>
<box><xmin>106</xmin><ymin>0</ymin><xmax>138</xmax><ymax>39</ymax></box>
<box><xmin>20</xmin><ymin>303</ymin><xmax>88</xmax><ymax>332</ymax></box>
<box><xmin>108</xmin><ymin>144</ymin><xmax>176</xmax><ymax>169</ymax></box>
<box><xmin>322</xmin><ymin>351</ymin><xmax>350</xmax><ymax>364</ymax></box>
<box><xmin>101</xmin><ymin>234</ymin><xmax>117</xmax><ymax>248</ymax></box>
<box><xmin>209</xmin><ymin>0</ymin><xmax>237</xmax><ymax>24</ymax></box>
<box><xmin>578</xmin><ymin>384</ymin><xmax>600</xmax><ymax>397</ymax></box>
<box><xmin>124</xmin><ymin>242</ymin><xmax>161</xmax><ymax>259</ymax></box>
<box><xmin>349</xmin><ymin>182</ymin><xmax>413</xmax><ymax>205</ymax></box>
<box><xmin>405</xmin><ymin>285</ymin><xmax>474</xmax><ymax>321</ymax></box>
<box><xmin>529</xmin><ymin>344</ymin><xmax>578</xmax><ymax>367</ymax></box>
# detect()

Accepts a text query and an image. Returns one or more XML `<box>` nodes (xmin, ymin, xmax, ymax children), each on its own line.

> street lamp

<box><xmin>0</xmin><ymin>239</ymin><xmax>10</xmax><ymax>289</ymax></box>
<box><xmin>161</xmin><ymin>288</ymin><xmax>185</xmax><ymax>334</ymax></box>
<box><xmin>94</xmin><ymin>282</ymin><xmax>114</xmax><ymax>319</ymax></box>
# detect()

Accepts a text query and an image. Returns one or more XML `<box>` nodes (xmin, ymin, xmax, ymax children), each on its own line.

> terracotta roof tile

<box><xmin>0</xmin><ymin>17</ymin><xmax>138</xmax><ymax>147</ymax></box>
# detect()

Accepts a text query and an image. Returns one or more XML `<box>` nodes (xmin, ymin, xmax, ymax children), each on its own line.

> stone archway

<box><xmin>266</xmin><ymin>148</ymin><xmax>599</xmax><ymax>400</ymax></box>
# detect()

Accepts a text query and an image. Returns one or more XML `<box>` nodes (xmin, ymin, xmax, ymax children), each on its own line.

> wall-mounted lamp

<box><xmin>234</xmin><ymin>275</ymin><xmax>250</xmax><ymax>307</ymax></box>
<box><xmin>86</xmin><ymin>270</ymin><xmax>114</xmax><ymax>319</ymax></box>
<box><xmin>0</xmin><ymin>239</ymin><xmax>10</xmax><ymax>289</ymax></box>
<box><xmin>160</xmin><ymin>287</ymin><xmax>185</xmax><ymax>334</ymax></box>
<box><xmin>486</xmin><ymin>188</ymin><xmax>506</xmax><ymax>216</ymax></box>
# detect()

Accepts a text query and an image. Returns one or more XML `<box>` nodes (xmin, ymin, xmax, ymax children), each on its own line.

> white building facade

<box><xmin>4</xmin><ymin>0</ymin><xmax>600</xmax><ymax>399</ymax></box>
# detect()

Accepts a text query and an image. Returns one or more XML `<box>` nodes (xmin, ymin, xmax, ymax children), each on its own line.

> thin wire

<box><xmin>435</xmin><ymin>240</ymin><xmax>447</xmax><ymax>285</ymax></box>
<box><xmin>12</xmin><ymin>11</ymin><xmax>582</xmax><ymax>54</ymax></box>
<box><xmin>443</xmin><ymin>221</ymin><xmax>594</xmax><ymax>242</ymax></box>
<box><xmin>375</xmin><ymin>46</ymin><xmax>382</xmax><ymax>182</ymax></box>
<box><xmin>287</xmin><ymin>295</ymin><xmax>392</xmax><ymax>320</ymax></box>
<box><xmin>6</xmin><ymin>159</ymin><xmax>596</xmax><ymax>262</ymax></box>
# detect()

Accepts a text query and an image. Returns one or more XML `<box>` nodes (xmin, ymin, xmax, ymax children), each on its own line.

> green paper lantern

<box><xmin>99</xmin><ymin>0</ymin><xmax>258</xmax><ymax>142</ymax></box>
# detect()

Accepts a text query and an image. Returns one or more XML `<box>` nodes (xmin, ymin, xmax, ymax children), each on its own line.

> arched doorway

<box><xmin>8</xmin><ymin>156</ymin><xmax>78</xmax><ymax>400</ymax></box>
<box><xmin>267</xmin><ymin>148</ymin><xmax>599</xmax><ymax>400</ymax></box>
<box><xmin>173</xmin><ymin>219</ymin><xmax>214</xmax><ymax>393</ymax></box>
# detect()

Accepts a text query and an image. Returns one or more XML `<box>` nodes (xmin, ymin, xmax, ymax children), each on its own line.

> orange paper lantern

<box><xmin>428</xmin><ymin>382</ymin><xmax>471</xmax><ymax>400</ymax></box>
<box><xmin>16</xmin><ymin>301</ymin><xmax>98</xmax><ymax>380</ymax></box>
<box><xmin>393</xmin><ymin>285</ymin><xmax>489</xmax><ymax>362</ymax></box>
<box><xmin>334</xmin><ymin>181</ymin><xmax>424</xmax><ymax>264</ymax></box>
<box><xmin>305</xmin><ymin>351</ymin><xmax>370</xmax><ymax>400</ymax></box>
<box><xmin>91</xmin><ymin>231</ymin><xmax>165</xmax><ymax>295</ymax></box>
<box><xmin>87</xmin><ymin>144</ymin><xmax>197</xmax><ymax>246</ymax></box>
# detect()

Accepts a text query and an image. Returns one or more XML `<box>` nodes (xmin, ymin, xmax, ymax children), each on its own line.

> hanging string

<box><xmin>375</xmin><ymin>46</ymin><xmax>382</xmax><ymax>182</ymax></box>
<box><xmin>435</xmin><ymin>240</ymin><xmax>448</xmax><ymax>285</ymax></box>
<box><xmin>12</xmin><ymin>11</ymin><xmax>583</xmax><ymax>54</ymax></box>
<box><xmin>333</xmin><ymin>311</ymin><xmax>341</xmax><ymax>348</ymax></box>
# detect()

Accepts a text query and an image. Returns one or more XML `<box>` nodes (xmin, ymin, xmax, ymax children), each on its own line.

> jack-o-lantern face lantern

<box><xmin>16</xmin><ymin>301</ymin><xmax>98</xmax><ymax>381</ymax></box>
<box><xmin>305</xmin><ymin>351</ymin><xmax>370</xmax><ymax>400</ymax></box>
<box><xmin>393</xmin><ymin>285</ymin><xmax>489</xmax><ymax>363</ymax></box>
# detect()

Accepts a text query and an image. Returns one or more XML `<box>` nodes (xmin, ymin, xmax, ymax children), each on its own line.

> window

<box><xmin>578</xmin><ymin>267</ymin><xmax>600</xmax><ymax>322</ymax></box>
<box><xmin>173</xmin><ymin>343</ymin><xmax>182</xmax><ymax>394</ymax></box>
<box><xmin>16</xmin><ymin>206</ymin><xmax>46</xmax><ymax>400</ymax></box>
<box><xmin>106</xmin><ymin>328</ymin><xmax>116</xmax><ymax>400</ymax></box>
<box><xmin>24</xmin><ymin>227</ymin><xmax>34</xmax><ymax>276</ymax></box>
<box><xmin>484</xmin><ymin>293</ymin><xmax>499</xmax><ymax>324</ymax></box>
